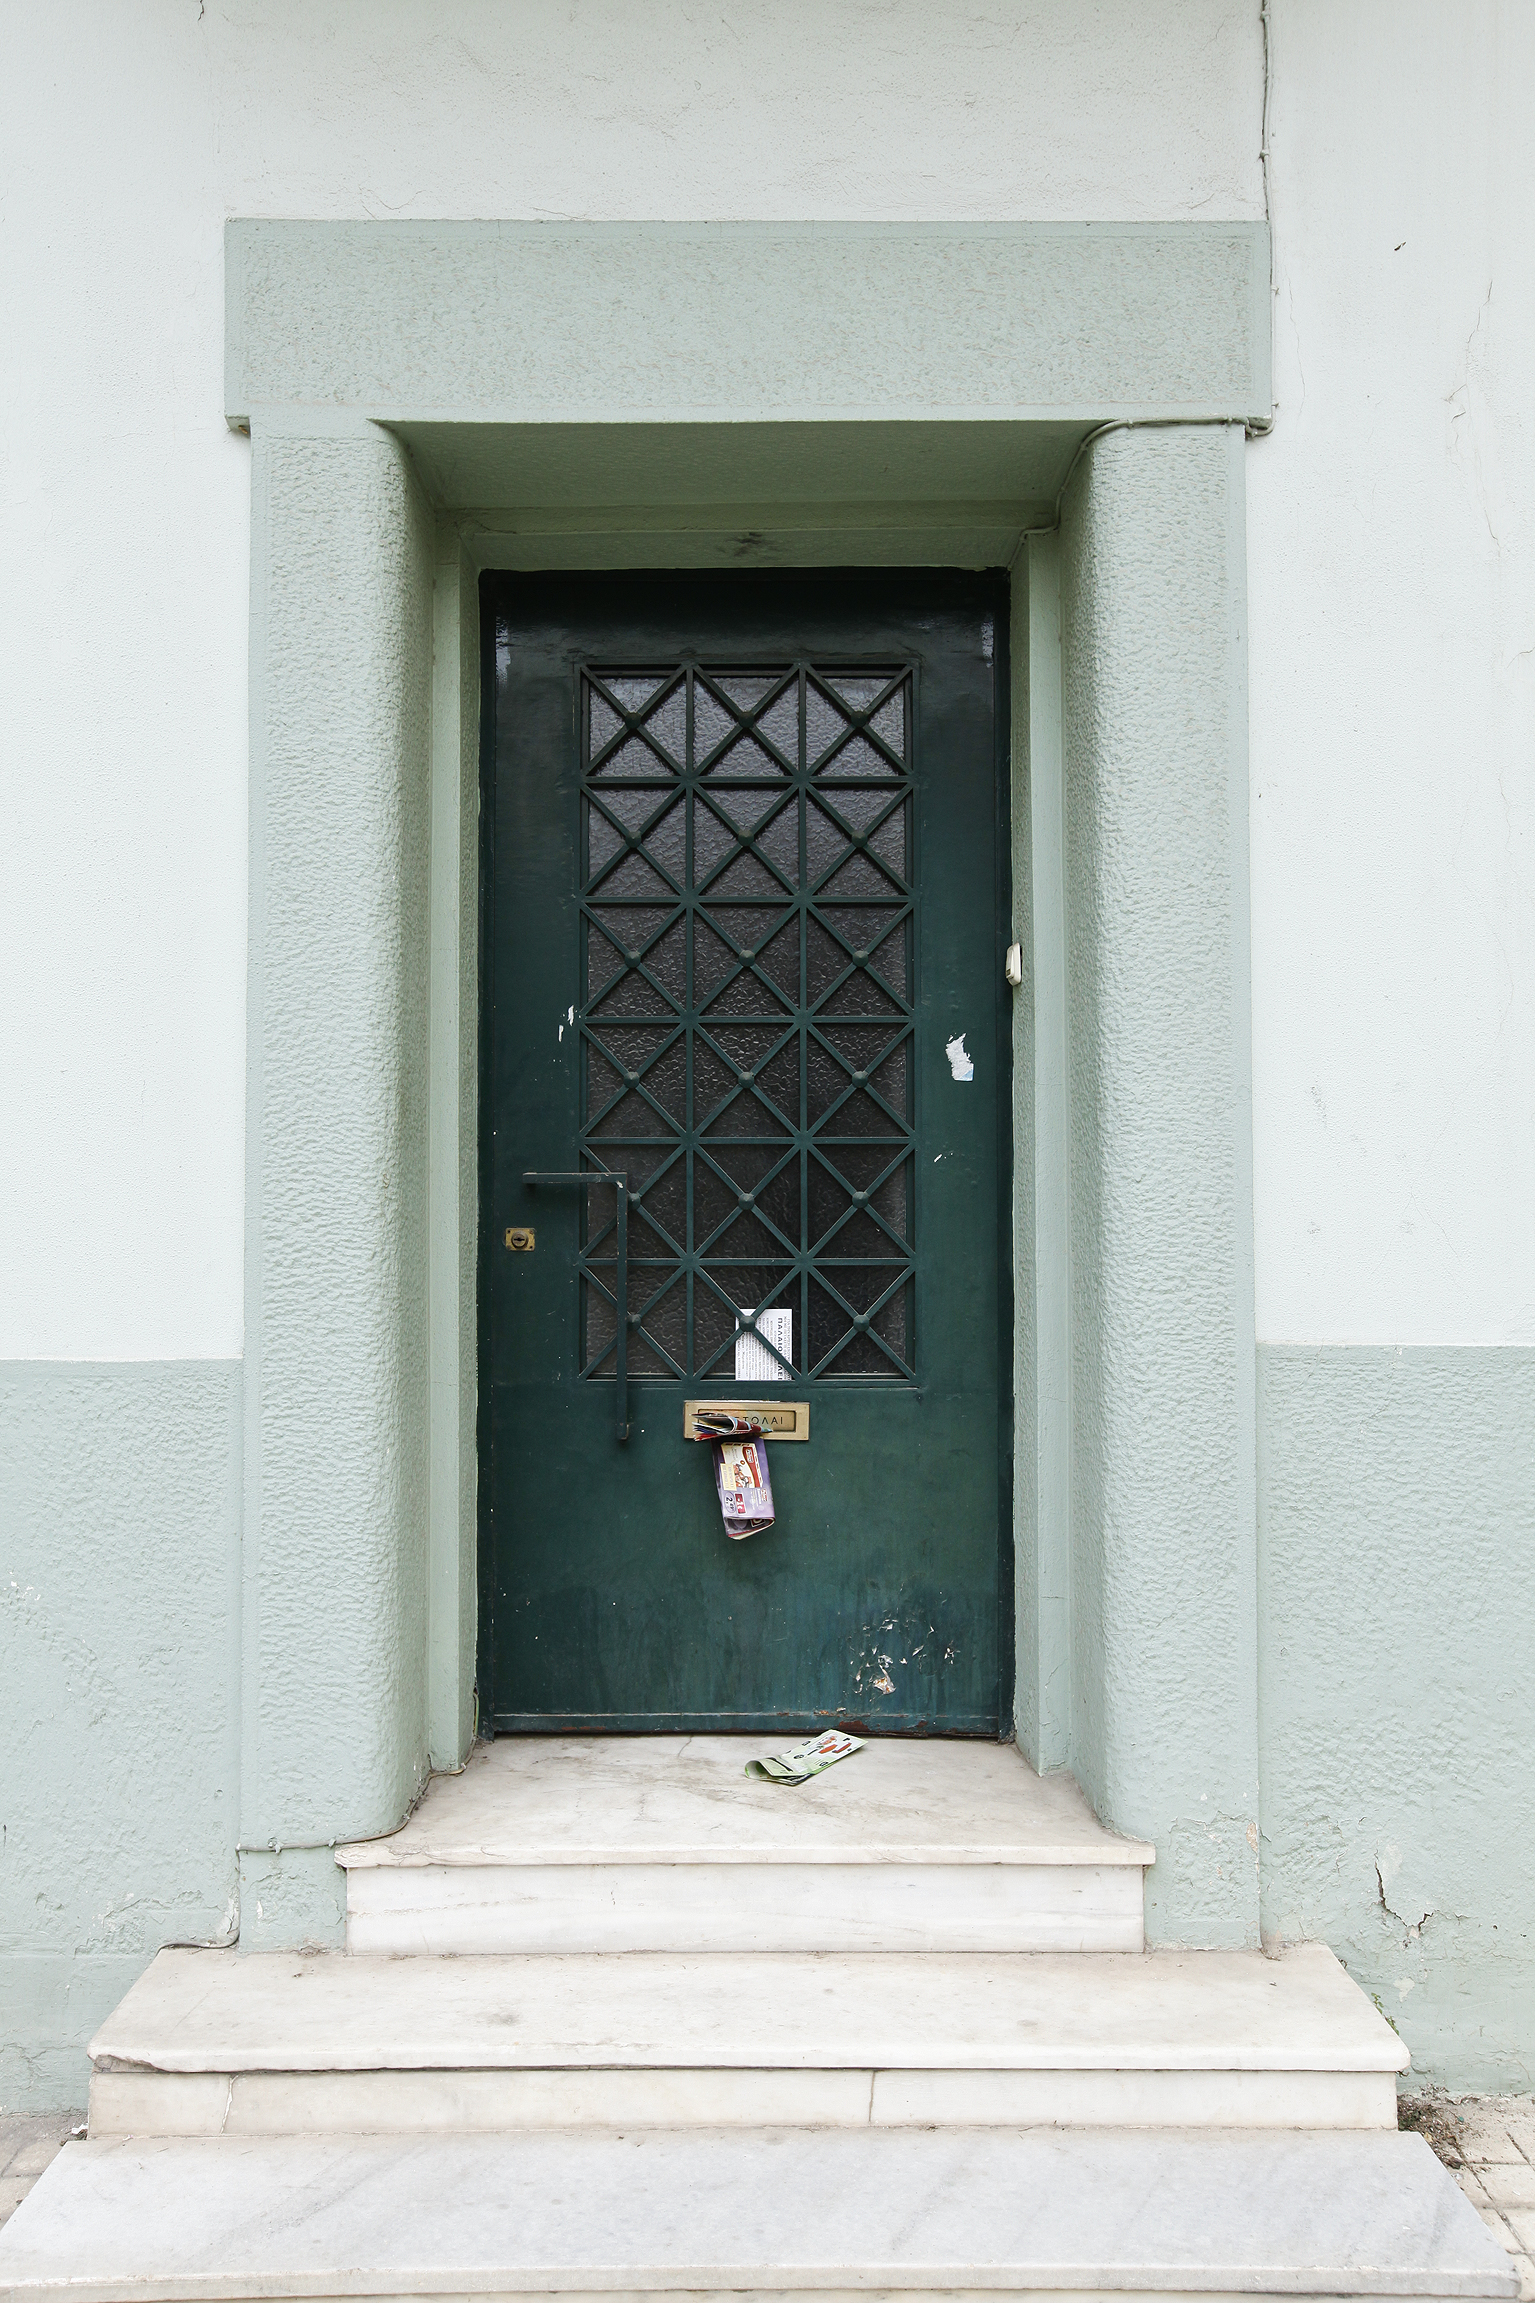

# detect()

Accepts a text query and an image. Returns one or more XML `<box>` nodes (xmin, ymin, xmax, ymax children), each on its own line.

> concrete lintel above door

<box><xmin>224</xmin><ymin>219</ymin><xmax>1272</xmax><ymax>434</ymax></box>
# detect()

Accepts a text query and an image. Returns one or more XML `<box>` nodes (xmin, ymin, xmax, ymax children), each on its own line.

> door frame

<box><xmin>228</xmin><ymin>218</ymin><xmax>1264</xmax><ymax>1947</ymax></box>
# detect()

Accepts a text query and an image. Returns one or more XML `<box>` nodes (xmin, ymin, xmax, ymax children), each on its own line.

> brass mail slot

<box><xmin>683</xmin><ymin>1398</ymin><xmax>810</xmax><ymax>1442</ymax></box>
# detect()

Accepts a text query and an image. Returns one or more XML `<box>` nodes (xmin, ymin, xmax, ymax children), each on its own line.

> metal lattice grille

<box><xmin>578</xmin><ymin>661</ymin><xmax>916</xmax><ymax>1382</ymax></box>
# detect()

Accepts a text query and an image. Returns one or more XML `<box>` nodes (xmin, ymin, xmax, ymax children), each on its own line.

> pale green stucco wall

<box><xmin>1056</xmin><ymin>424</ymin><xmax>1260</xmax><ymax>1947</ymax></box>
<box><xmin>242</xmin><ymin>416</ymin><xmax>435</xmax><ymax>1885</ymax></box>
<box><xmin>1259</xmin><ymin>1344</ymin><xmax>1535</xmax><ymax>2091</ymax></box>
<box><xmin>1</xmin><ymin>1362</ymin><xmax>241</xmax><ymax>2108</ymax></box>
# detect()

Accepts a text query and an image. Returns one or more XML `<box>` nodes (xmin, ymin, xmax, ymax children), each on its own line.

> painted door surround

<box><xmin>230</xmin><ymin>220</ymin><xmax>1265</xmax><ymax>1950</ymax></box>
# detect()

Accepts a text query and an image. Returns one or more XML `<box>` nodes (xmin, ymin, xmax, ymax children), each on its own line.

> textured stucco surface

<box><xmin>0</xmin><ymin>1363</ymin><xmax>240</xmax><ymax>2110</ymax></box>
<box><xmin>1014</xmin><ymin>533</ymin><xmax>1072</xmax><ymax>1776</ymax></box>
<box><xmin>236</xmin><ymin>1849</ymin><xmax>347</xmax><ymax>1953</ymax></box>
<box><xmin>227</xmin><ymin>221</ymin><xmax>1269</xmax><ymax>429</ymax></box>
<box><xmin>1060</xmin><ymin>426</ymin><xmax>1258</xmax><ymax>1945</ymax></box>
<box><xmin>243</xmin><ymin>421</ymin><xmax>434</xmax><ymax>1869</ymax></box>
<box><xmin>1259</xmin><ymin>1344</ymin><xmax>1535</xmax><ymax>2090</ymax></box>
<box><xmin>425</xmin><ymin>526</ymin><xmax>480</xmax><ymax>1771</ymax></box>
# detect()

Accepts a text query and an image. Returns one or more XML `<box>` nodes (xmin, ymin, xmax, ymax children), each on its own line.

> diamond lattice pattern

<box><xmin>580</xmin><ymin>662</ymin><xmax>915</xmax><ymax>1381</ymax></box>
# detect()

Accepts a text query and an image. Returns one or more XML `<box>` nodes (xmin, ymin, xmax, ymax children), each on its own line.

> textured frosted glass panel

<box><xmin>819</xmin><ymin>904</ymin><xmax>904</xmax><ymax>961</ymax></box>
<box><xmin>592</xmin><ymin>733</ymin><xmax>673</xmax><ymax>779</ymax></box>
<box><xmin>702</xmin><ymin>969</ymin><xmax>792</xmax><ymax>1019</ymax></box>
<box><xmin>588</xmin><ymin>1020</ymin><xmax>671</xmax><ymax>1074</ymax></box>
<box><xmin>591</xmin><ymin>969</ymin><xmax>672</xmax><ymax>1019</ymax></box>
<box><xmin>643</xmin><ymin>798</ymin><xmax>688</xmax><ymax>882</ymax></box>
<box><xmin>805</xmin><ymin>684</ymin><xmax>850</xmax><ymax>768</ymax></box>
<box><xmin>805</xmin><ymin>799</ymin><xmax>853</xmax><ymax>881</ymax></box>
<box><xmin>589</xmin><ymin>692</ymin><xmax>624</xmax><ymax>756</ymax></box>
<box><xmin>754</xmin><ymin>918</ymin><xmax>800</xmax><ymax>997</ymax></box>
<box><xmin>817</xmin><ymin>733</ymin><xmax>898</xmax><ymax>780</ymax></box>
<box><xmin>868</xmin><ymin>688</ymin><xmax>905</xmax><ymax>758</ymax></box>
<box><xmin>604</xmin><ymin>675</ymin><xmax>668</xmax><ymax>714</ymax></box>
<box><xmin>707</xmin><ymin>734</ymin><xmax>786</xmax><ymax>780</ymax></box>
<box><xmin>587</xmin><ymin>1266</ymin><xmax>687</xmax><ymax>1379</ymax></box>
<box><xmin>756</xmin><ymin>686</ymin><xmax>799</xmax><ymax>760</ymax></box>
<box><xmin>635</xmin><ymin>1161</ymin><xmax>688</xmax><ymax>1247</ymax></box>
<box><xmin>692</xmin><ymin>802</ymin><xmax>739</xmax><ymax>879</ymax></box>
<box><xmin>587</xmin><ymin>810</ymin><xmax>625</xmax><ymax>877</ymax></box>
<box><xmin>692</xmin><ymin>684</ymin><xmax>738</xmax><ymax>762</ymax></box>
<box><xmin>591</xmin><ymin>851</ymin><xmax>675</xmax><ymax>901</ymax></box>
<box><xmin>757</xmin><ymin>1043</ymin><xmax>800</xmax><ymax>1123</ymax></box>
<box><xmin>642</xmin><ymin>682</ymin><xmax>688</xmax><ymax>765</ymax></box>
<box><xmin>819</xmin><ymin>1085</ymin><xmax>903</xmax><ymax>1140</ymax></box>
<box><xmin>823</xmin><ymin>676</ymin><xmax>888</xmax><ymax>712</ymax></box>
<box><xmin>716</xmin><ymin>674</ymin><xmax>780</xmax><ymax>709</ymax></box>
<box><xmin>589</xmin><ymin>905</ymin><xmax>679</xmax><ymax>965</ymax></box>
<box><xmin>630</xmin><ymin>1040</ymin><xmax>688</xmax><ymax>1124</ymax></box>
<box><xmin>704</xmin><ymin>1022</ymin><xmax>790</xmax><ymax>1076</ymax></box>
<box><xmin>708</xmin><ymin>1206</ymin><xmax>795</xmax><ymax>1259</ymax></box>
<box><xmin>820</xmin><ymin>852</ymin><xmax>902</xmax><ymax>902</ymax></box>
<box><xmin>706</xmin><ymin>786</ymin><xmax>782</xmax><ymax>837</ymax></box>
<box><xmin>820</xmin><ymin>967</ymin><xmax>902</xmax><ymax>1018</ymax></box>
<box><xmin>590</xmin><ymin>1087</ymin><xmax>675</xmax><ymax>1139</ymax></box>
<box><xmin>706</xmin><ymin>851</ymin><xmax>784</xmax><ymax>901</ymax></box>
<box><xmin>755</xmin><ymin>800</ymin><xmax>801</xmax><ymax>880</ymax></box>
<box><xmin>703</xmin><ymin>1087</ymin><xmax>791</xmax><ymax>1141</ymax></box>
<box><xmin>809</xmin><ymin>1271</ymin><xmax>909</xmax><ymax>1376</ymax></box>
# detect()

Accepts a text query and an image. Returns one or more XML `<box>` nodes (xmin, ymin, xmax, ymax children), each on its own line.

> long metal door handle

<box><xmin>521</xmin><ymin>1170</ymin><xmax>630</xmax><ymax>1442</ymax></box>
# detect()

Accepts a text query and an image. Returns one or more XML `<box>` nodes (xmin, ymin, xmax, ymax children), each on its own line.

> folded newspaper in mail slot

<box><xmin>713</xmin><ymin>1434</ymin><xmax>774</xmax><ymax>1539</ymax></box>
<box><xmin>745</xmin><ymin>1729</ymin><xmax>865</xmax><ymax>1783</ymax></box>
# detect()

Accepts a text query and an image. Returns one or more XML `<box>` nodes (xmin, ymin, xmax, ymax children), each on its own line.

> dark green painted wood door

<box><xmin>479</xmin><ymin>571</ymin><xmax>1011</xmax><ymax>1733</ymax></box>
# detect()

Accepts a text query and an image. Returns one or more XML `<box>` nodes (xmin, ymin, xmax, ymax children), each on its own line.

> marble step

<box><xmin>337</xmin><ymin>1734</ymin><xmax>1153</xmax><ymax>1953</ymax></box>
<box><xmin>0</xmin><ymin>2126</ymin><xmax>1515</xmax><ymax>2303</ymax></box>
<box><xmin>87</xmin><ymin>1941</ymin><xmax>1406</xmax><ymax>2135</ymax></box>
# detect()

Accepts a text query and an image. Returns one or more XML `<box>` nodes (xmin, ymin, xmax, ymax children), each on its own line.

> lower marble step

<box><xmin>86</xmin><ymin>1942</ymin><xmax>1408</xmax><ymax>2137</ymax></box>
<box><xmin>343</xmin><ymin>1858</ymin><xmax>1147</xmax><ymax>1954</ymax></box>
<box><xmin>90</xmin><ymin>2061</ymin><xmax>1395</xmax><ymax>2135</ymax></box>
<box><xmin>0</xmin><ymin>2126</ymin><xmax>1514</xmax><ymax>2303</ymax></box>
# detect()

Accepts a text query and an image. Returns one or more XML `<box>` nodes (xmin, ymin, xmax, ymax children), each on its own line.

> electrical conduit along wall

<box><xmin>241</xmin><ymin>418</ymin><xmax>434</xmax><ymax>1929</ymax></box>
<box><xmin>1059</xmin><ymin>424</ymin><xmax>1259</xmax><ymax>1946</ymax></box>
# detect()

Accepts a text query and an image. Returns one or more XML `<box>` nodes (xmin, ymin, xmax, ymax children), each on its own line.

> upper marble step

<box><xmin>338</xmin><ymin>1736</ymin><xmax>1153</xmax><ymax>1867</ymax></box>
<box><xmin>337</xmin><ymin>1736</ymin><xmax>1153</xmax><ymax>1955</ymax></box>
<box><xmin>0</xmin><ymin>2127</ymin><xmax>1514</xmax><ymax>2303</ymax></box>
<box><xmin>87</xmin><ymin>1942</ymin><xmax>1408</xmax><ymax>2135</ymax></box>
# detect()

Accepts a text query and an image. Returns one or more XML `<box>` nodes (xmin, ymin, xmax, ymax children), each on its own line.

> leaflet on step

<box><xmin>744</xmin><ymin>1729</ymin><xmax>865</xmax><ymax>1784</ymax></box>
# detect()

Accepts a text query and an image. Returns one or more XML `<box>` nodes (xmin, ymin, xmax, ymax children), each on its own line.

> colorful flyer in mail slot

<box><xmin>713</xmin><ymin>1436</ymin><xmax>775</xmax><ymax>1539</ymax></box>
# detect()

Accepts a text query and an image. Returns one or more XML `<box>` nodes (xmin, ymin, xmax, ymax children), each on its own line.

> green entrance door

<box><xmin>479</xmin><ymin>571</ymin><xmax>1011</xmax><ymax>1733</ymax></box>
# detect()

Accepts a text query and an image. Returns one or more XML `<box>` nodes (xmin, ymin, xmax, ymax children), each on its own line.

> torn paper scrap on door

<box><xmin>745</xmin><ymin>1729</ymin><xmax>866</xmax><ymax>1783</ymax></box>
<box><xmin>714</xmin><ymin>1436</ymin><xmax>775</xmax><ymax>1538</ymax></box>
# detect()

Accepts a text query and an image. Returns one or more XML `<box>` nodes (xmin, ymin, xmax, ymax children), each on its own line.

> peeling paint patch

<box><xmin>944</xmin><ymin>1032</ymin><xmax>974</xmax><ymax>1081</ymax></box>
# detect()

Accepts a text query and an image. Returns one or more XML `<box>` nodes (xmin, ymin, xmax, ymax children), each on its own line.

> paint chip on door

<box><xmin>945</xmin><ymin>1033</ymin><xmax>975</xmax><ymax>1081</ymax></box>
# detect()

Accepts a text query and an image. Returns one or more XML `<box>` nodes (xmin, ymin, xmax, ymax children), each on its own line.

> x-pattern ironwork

<box><xmin>577</xmin><ymin>660</ymin><xmax>917</xmax><ymax>1383</ymax></box>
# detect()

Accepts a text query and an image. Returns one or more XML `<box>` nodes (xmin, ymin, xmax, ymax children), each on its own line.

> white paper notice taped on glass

<box><xmin>735</xmin><ymin>1306</ymin><xmax>792</xmax><ymax>1381</ymax></box>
